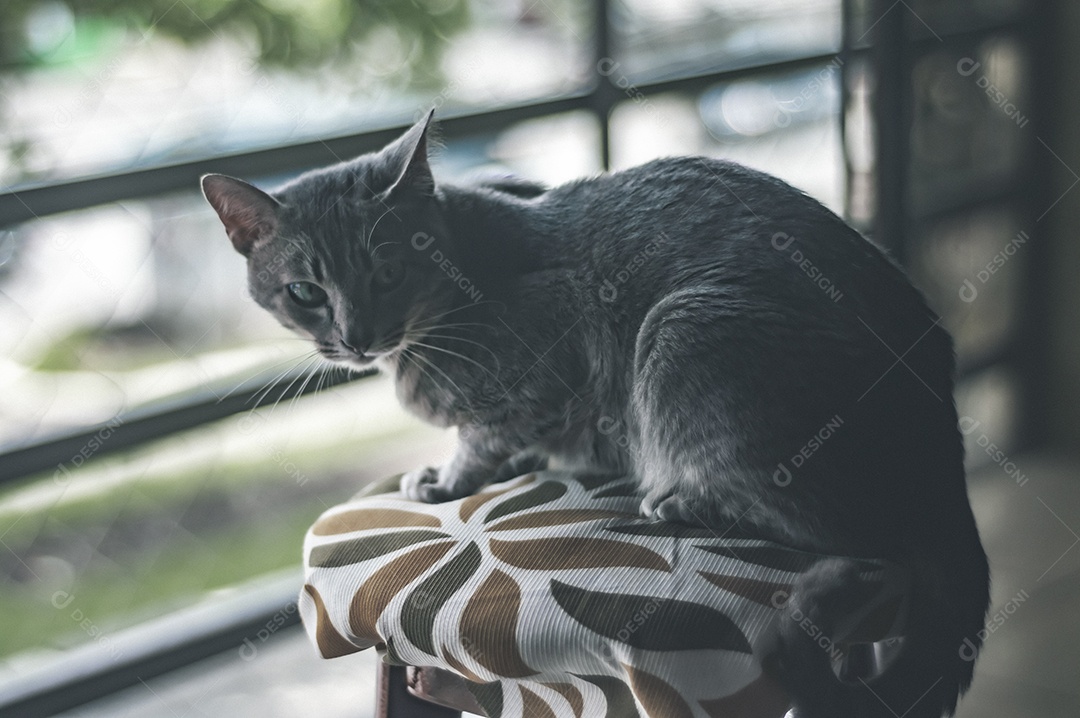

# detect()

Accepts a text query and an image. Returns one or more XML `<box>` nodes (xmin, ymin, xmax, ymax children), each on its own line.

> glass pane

<box><xmin>0</xmin><ymin>120</ymin><xmax>597</xmax><ymax>447</ymax></box>
<box><xmin>846</xmin><ymin>0</ymin><xmax>1026</xmax><ymax>45</ymax></box>
<box><xmin>907</xmin><ymin>0</ymin><xmax>1028</xmax><ymax>35</ymax></box>
<box><xmin>909</xmin><ymin>208</ymin><xmax>1025</xmax><ymax>360</ymax></box>
<box><xmin>610</xmin><ymin>61</ymin><xmax>845</xmax><ymax>214</ymax></box>
<box><xmin>843</xmin><ymin>58</ymin><xmax>874</xmax><ymax>228</ymax></box>
<box><xmin>611</xmin><ymin>0</ymin><xmax>841</xmax><ymax>81</ymax></box>
<box><xmin>909</xmin><ymin>37</ymin><xmax>1030</xmax><ymax>213</ymax></box>
<box><xmin>486</xmin><ymin>111</ymin><xmax>603</xmax><ymax>186</ymax></box>
<box><xmin>0</xmin><ymin>377</ymin><xmax>452</xmax><ymax>665</ymax></box>
<box><xmin>0</xmin><ymin>0</ymin><xmax>591</xmax><ymax>187</ymax></box>
<box><xmin>0</xmin><ymin>107</ymin><xmax>599</xmax><ymax>667</ymax></box>
<box><xmin>1</xmin><ymin>190</ymin><xmax>282</xmax><ymax>444</ymax></box>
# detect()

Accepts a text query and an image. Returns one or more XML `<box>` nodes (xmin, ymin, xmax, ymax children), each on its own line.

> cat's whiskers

<box><xmin>286</xmin><ymin>234</ymin><xmax>316</xmax><ymax>265</ymax></box>
<box><xmin>358</xmin><ymin>217</ymin><xmax>369</xmax><ymax>252</ymax></box>
<box><xmin>398</xmin><ymin>348</ymin><xmax>439</xmax><ymax>396</ymax></box>
<box><xmin>268</xmin><ymin>353</ymin><xmax>324</xmax><ymax>418</ymax></box>
<box><xmin>214</xmin><ymin>349</ymin><xmax>316</xmax><ymax>406</ymax></box>
<box><xmin>400</xmin><ymin>316</ymin><xmax>505</xmax><ymax>363</ymax></box>
<box><xmin>408</xmin><ymin>300</ymin><xmax>505</xmax><ymax>330</ymax></box>
<box><xmin>248</xmin><ymin>351</ymin><xmax>320</xmax><ymax>409</ymax></box>
<box><xmin>364</xmin><ymin>206</ymin><xmax>396</xmax><ymax>252</ymax></box>
<box><xmin>404</xmin><ymin>316</ymin><xmax>496</xmax><ymax>345</ymax></box>
<box><xmin>311</xmin><ymin>361</ymin><xmax>330</xmax><ymax>396</ymax></box>
<box><xmin>289</xmin><ymin>358</ymin><xmax>331</xmax><ymax>414</ymax></box>
<box><xmin>407</xmin><ymin>319</ymin><xmax>490</xmax><ymax>333</ymax></box>
<box><xmin>369</xmin><ymin>241</ymin><xmax>395</xmax><ymax>260</ymax></box>
<box><xmin>405</xmin><ymin>347</ymin><xmax>472</xmax><ymax>407</ymax></box>
<box><xmin>249</xmin><ymin>370</ymin><xmax>293</xmax><ymax>410</ymax></box>
<box><xmin>411</xmin><ymin>332</ymin><xmax>502</xmax><ymax>365</ymax></box>
<box><xmin>243</xmin><ymin>337</ymin><xmax>313</xmax><ymax>345</ymax></box>
<box><xmin>405</xmin><ymin>339</ymin><xmax>500</xmax><ymax>380</ymax></box>
<box><xmin>313</xmin><ymin>362</ymin><xmax>346</xmax><ymax>396</ymax></box>
<box><xmin>254</xmin><ymin>354</ymin><xmax>317</xmax><ymax>411</ymax></box>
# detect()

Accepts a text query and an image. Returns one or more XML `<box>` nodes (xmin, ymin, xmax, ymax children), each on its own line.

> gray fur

<box><xmin>202</xmin><ymin>114</ymin><xmax>989</xmax><ymax>717</ymax></box>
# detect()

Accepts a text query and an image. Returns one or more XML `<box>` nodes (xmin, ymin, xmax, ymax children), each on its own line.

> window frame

<box><xmin>0</xmin><ymin>0</ymin><xmax>1043</xmax><ymax>713</ymax></box>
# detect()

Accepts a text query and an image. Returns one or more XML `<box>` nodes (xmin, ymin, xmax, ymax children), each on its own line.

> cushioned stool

<box><xmin>299</xmin><ymin>472</ymin><xmax>908</xmax><ymax>718</ymax></box>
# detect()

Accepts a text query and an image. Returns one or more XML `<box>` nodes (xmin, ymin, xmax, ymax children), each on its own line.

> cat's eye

<box><xmin>286</xmin><ymin>281</ymin><xmax>328</xmax><ymax>308</ymax></box>
<box><xmin>373</xmin><ymin>259</ymin><xmax>406</xmax><ymax>292</ymax></box>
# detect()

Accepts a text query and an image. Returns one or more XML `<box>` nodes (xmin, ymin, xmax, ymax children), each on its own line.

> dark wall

<box><xmin>1045</xmin><ymin>2</ymin><xmax>1080</xmax><ymax>451</ymax></box>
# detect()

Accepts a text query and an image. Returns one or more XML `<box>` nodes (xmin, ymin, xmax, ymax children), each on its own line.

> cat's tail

<box><xmin>769</xmin><ymin>541</ymin><xmax>989</xmax><ymax>718</ymax></box>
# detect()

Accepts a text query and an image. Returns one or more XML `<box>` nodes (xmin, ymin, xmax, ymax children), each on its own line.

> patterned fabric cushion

<box><xmin>299</xmin><ymin>472</ymin><xmax>908</xmax><ymax>718</ymax></box>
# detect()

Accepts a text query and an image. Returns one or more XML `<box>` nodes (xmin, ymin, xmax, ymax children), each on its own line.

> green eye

<box><xmin>286</xmin><ymin>281</ymin><xmax>327</xmax><ymax>308</ymax></box>
<box><xmin>373</xmin><ymin>259</ymin><xmax>406</xmax><ymax>291</ymax></box>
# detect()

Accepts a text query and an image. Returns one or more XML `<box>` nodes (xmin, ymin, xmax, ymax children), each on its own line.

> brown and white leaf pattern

<box><xmin>299</xmin><ymin>472</ymin><xmax>909</xmax><ymax>718</ymax></box>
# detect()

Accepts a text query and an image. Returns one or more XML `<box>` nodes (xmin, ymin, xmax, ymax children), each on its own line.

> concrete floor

<box><xmin>63</xmin><ymin>453</ymin><xmax>1080</xmax><ymax>718</ymax></box>
<box><xmin>954</xmin><ymin>453</ymin><xmax>1080</xmax><ymax>718</ymax></box>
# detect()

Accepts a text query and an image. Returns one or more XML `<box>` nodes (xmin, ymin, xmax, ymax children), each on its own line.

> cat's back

<box><xmin>535</xmin><ymin>156</ymin><xmax>883</xmax><ymax>292</ymax></box>
<box><xmin>526</xmin><ymin>155</ymin><xmax>945</xmax><ymax>361</ymax></box>
<box><xmin>537</xmin><ymin>155</ymin><xmax>865</xmax><ymax>271</ymax></box>
<box><xmin>544</xmin><ymin>155</ymin><xmax>816</xmax><ymax>221</ymax></box>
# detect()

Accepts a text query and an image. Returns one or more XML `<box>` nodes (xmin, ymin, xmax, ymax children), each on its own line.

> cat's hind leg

<box><xmin>631</xmin><ymin>286</ymin><xmax>819</xmax><ymax>540</ymax></box>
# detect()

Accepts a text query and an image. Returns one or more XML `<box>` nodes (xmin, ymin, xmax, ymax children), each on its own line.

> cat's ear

<box><xmin>384</xmin><ymin>110</ymin><xmax>436</xmax><ymax>198</ymax></box>
<box><xmin>201</xmin><ymin>174</ymin><xmax>281</xmax><ymax>256</ymax></box>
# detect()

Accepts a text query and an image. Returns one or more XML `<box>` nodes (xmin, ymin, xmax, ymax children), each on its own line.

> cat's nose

<box><xmin>341</xmin><ymin>337</ymin><xmax>371</xmax><ymax>356</ymax></box>
<box><xmin>341</xmin><ymin>327</ymin><xmax>374</xmax><ymax>356</ymax></box>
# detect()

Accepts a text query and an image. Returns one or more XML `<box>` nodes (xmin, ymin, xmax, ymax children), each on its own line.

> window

<box><xmin>0</xmin><ymin>0</ymin><xmax>1043</xmax><ymax>713</ymax></box>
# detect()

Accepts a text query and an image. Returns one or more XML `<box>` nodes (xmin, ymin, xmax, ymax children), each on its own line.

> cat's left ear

<box><xmin>384</xmin><ymin>110</ymin><xmax>436</xmax><ymax>198</ymax></box>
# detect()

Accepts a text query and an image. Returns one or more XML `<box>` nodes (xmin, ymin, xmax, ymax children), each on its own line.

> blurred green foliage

<box><xmin>0</xmin><ymin>420</ymin><xmax>421</xmax><ymax>660</ymax></box>
<box><xmin>1</xmin><ymin>0</ymin><xmax>470</xmax><ymax>82</ymax></box>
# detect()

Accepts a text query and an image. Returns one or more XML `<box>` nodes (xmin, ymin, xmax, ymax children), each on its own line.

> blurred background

<box><xmin>0</xmin><ymin>0</ymin><xmax>1077</xmax><ymax>715</ymax></box>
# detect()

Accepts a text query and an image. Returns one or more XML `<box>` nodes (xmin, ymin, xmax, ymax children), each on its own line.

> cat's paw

<box><xmin>400</xmin><ymin>467</ymin><xmax>460</xmax><ymax>503</ymax></box>
<box><xmin>641</xmin><ymin>491</ymin><xmax>706</xmax><ymax>527</ymax></box>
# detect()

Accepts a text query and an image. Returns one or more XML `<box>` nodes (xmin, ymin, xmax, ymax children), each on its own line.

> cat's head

<box><xmin>201</xmin><ymin>112</ymin><xmax>461</xmax><ymax>369</ymax></box>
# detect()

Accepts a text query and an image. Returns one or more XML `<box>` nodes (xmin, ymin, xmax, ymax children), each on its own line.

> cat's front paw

<box><xmin>400</xmin><ymin>467</ymin><xmax>462</xmax><ymax>503</ymax></box>
<box><xmin>641</xmin><ymin>491</ymin><xmax>706</xmax><ymax>527</ymax></box>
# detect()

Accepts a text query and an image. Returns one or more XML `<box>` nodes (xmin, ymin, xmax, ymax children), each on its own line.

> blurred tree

<box><xmin>0</xmin><ymin>0</ymin><xmax>470</xmax><ymax>81</ymax></box>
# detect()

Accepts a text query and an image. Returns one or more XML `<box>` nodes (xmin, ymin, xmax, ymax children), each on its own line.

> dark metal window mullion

<box><xmin>592</xmin><ymin>0</ymin><xmax>614</xmax><ymax>170</ymax></box>
<box><xmin>871</xmin><ymin>0</ymin><xmax>913</xmax><ymax>264</ymax></box>
<box><xmin>0</xmin><ymin>365</ymin><xmax>373</xmax><ymax>487</ymax></box>
<box><xmin>1015</xmin><ymin>0</ymin><xmax>1055</xmax><ymax>450</ymax></box>
<box><xmin>840</xmin><ymin>0</ymin><xmax>855</xmax><ymax>222</ymax></box>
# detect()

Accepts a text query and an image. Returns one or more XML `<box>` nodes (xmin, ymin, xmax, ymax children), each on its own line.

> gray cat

<box><xmin>202</xmin><ymin>113</ymin><xmax>988</xmax><ymax>718</ymax></box>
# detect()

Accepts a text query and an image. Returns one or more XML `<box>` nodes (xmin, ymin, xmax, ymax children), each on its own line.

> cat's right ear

<box><xmin>201</xmin><ymin>174</ymin><xmax>281</xmax><ymax>256</ymax></box>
